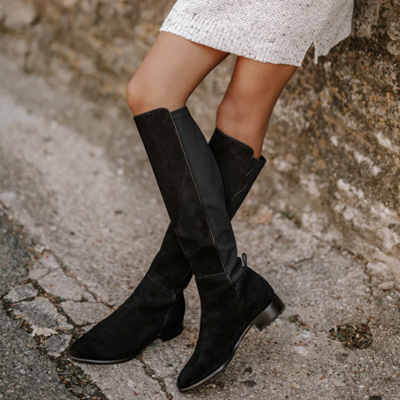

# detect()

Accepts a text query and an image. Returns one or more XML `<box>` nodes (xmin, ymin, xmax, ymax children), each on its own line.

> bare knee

<box><xmin>126</xmin><ymin>76</ymin><xmax>155</xmax><ymax>115</ymax></box>
<box><xmin>126</xmin><ymin>74</ymin><xmax>187</xmax><ymax>116</ymax></box>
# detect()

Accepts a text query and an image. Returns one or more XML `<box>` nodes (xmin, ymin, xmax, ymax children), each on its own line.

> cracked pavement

<box><xmin>0</xmin><ymin>54</ymin><xmax>399</xmax><ymax>400</ymax></box>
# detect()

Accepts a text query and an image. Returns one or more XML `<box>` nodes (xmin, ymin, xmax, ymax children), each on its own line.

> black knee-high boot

<box><xmin>134</xmin><ymin>106</ymin><xmax>285</xmax><ymax>391</ymax></box>
<box><xmin>68</xmin><ymin>119</ymin><xmax>267</xmax><ymax>364</ymax></box>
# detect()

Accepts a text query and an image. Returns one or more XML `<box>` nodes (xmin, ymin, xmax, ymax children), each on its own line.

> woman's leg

<box><xmin>127</xmin><ymin>32</ymin><xmax>229</xmax><ymax>115</ymax></box>
<box><xmin>132</xmin><ymin>58</ymin><xmax>290</xmax><ymax>391</ymax></box>
<box><xmin>70</xmin><ymin>33</ymin><xmax>266</xmax><ymax>366</ymax></box>
<box><xmin>216</xmin><ymin>57</ymin><xmax>298</xmax><ymax>158</ymax></box>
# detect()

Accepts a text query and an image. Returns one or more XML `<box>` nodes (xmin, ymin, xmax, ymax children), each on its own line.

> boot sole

<box><xmin>179</xmin><ymin>294</ymin><xmax>285</xmax><ymax>392</ymax></box>
<box><xmin>69</xmin><ymin>321</ymin><xmax>184</xmax><ymax>364</ymax></box>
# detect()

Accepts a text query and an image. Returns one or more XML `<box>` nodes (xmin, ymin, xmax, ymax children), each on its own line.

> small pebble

<box><xmin>378</xmin><ymin>281</ymin><xmax>394</xmax><ymax>291</ymax></box>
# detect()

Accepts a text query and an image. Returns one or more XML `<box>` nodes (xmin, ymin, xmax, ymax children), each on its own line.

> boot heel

<box><xmin>160</xmin><ymin>321</ymin><xmax>184</xmax><ymax>342</ymax></box>
<box><xmin>253</xmin><ymin>295</ymin><xmax>286</xmax><ymax>331</ymax></box>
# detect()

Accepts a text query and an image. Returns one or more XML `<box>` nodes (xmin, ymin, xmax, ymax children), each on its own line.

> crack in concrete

<box><xmin>1</xmin><ymin>200</ymin><xmax>109</xmax><ymax>400</ymax></box>
<box><xmin>42</xmin><ymin>251</ymin><xmax>115</xmax><ymax>309</ymax></box>
<box><xmin>2</xmin><ymin>197</ymin><xmax>180</xmax><ymax>399</ymax></box>
<box><xmin>2</xmin><ymin>288</ymin><xmax>109</xmax><ymax>400</ymax></box>
<box><xmin>137</xmin><ymin>353</ymin><xmax>174</xmax><ymax>400</ymax></box>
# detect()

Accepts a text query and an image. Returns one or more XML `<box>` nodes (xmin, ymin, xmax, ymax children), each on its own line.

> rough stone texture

<box><xmin>29</xmin><ymin>260</ymin><xmax>58</xmax><ymax>280</ymax></box>
<box><xmin>12</xmin><ymin>296</ymin><xmax>73</xmax><ymax>331</ymax></box>
<box><xmin>38</xmin><ymin>269</ymin><xmax>89</xmax><ymax>301</ymax></box>
<box><xmin>31</xmin><ymin>326</ymin><xmax>58</xmax><ymax>337</ymax></box>
<box><xmin>45</xmin><ymin>334</ymin><xmax>72</xmax><ymax>357</ymax></box>
<box><xmin>28</xmin><ymin>252</ymin><xmax>61</xmax><ymax>280</ymax></box>
<box><xmin>0</xmin><ymin>309</ymin><xmax>76</xmax><ymax>400</ymax></box>
<box><xmin>378</xmin><ymin>281</ymin><xmax>394</xmax><ymax>291</ymax></box>
<box><xmin>80</xmin><ymin>361</ymin><xmax>167</xmax><ymax>400</ymax></box>
<box><xmin>4</xmin><ymin>283</ymin><xmax>37</xmax><ymax>303</ymax></box>
<box><xmin>366</xmin><ymin>260</ymin><xmax>394</xmax><ymax>281</ymax></box>
<box><xmin>61</xmin><ymin>301</ymin><xmax>111</xmax><ymax>325</ymax></box>
<box><xmin>0</xmin><ymin>203</ymin><xmax>33</xmax><ymax>298</ymax></box>
<box><xmin>0</xmin><ymin>205</ymin><xmax>101</xmax><ymax>400</ymax></box>
<box><xmin>0</xmin><ymin>0</ymin><xmax>398</xmax><ymax>284</ymax></box>
<box><xmin>0</xmin><ymin>191</ymin><xmax>18</xmax><ymax>206</ymax></box>
<box><xmin>0</xmin><ymin>0</ymin><xmax>37</xmax><ymax>31</ymax></box>
<box><xmin>262</xmin><ymin>0</ymin><xmax>400</xmax><ymax>284</ymax></box>
<box><xmin>1</xmin><ymin>55</ymin><xmax>399</xmax><ymax>399</ymax></box>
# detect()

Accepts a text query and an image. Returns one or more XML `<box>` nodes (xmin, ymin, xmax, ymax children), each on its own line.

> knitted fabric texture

<box><xmin>160</xmin><ymin>0</ymin><xmax>355</xmax><ymax>67</ymax></box>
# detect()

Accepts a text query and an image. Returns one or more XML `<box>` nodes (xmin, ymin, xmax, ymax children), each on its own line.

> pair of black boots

<box><xmin>69</xmin><ymin>106</ymin><xmax>285</xmax><ymax>391</ymax></box>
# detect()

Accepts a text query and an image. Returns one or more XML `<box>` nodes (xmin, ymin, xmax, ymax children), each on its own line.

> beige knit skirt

<box><xmin>159</xmin><ymin>0</ymin><xmax>355</xmax><ymax>67</ymax></box>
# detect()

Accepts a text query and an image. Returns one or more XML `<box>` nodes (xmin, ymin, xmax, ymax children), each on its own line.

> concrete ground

<box><xmin>0</xmin><ymin>54</ymin><xmax>399</xmax><ymax>400</ymax></box>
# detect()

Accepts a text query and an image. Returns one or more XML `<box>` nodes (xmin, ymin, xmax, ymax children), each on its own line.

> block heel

<box><xmin>160</xmin><ymin>321</ymin><xmax>184</xmax><ymax>342</ymax></box>
<box><xmin>252</xmin><ymin>295</ymin><xmax>286</xmax><ymax>331</ymax></box>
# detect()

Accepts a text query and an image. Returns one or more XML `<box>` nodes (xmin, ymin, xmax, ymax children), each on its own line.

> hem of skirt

<box><xmin>313</xmin><ymin>21</ymin><xmax>353</xmax><ymax>64</ymax></box>
<box><xmin>159</xmin><ymin>11</ymin><xmax>313</xmax><ymax>67</ymax></box>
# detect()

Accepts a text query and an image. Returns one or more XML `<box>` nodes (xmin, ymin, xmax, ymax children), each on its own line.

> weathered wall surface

<box><xmin>261</xmin><ymin>0</ymin><xmax>400</xmax><ymax>284</ymax></box>
<box><xmin>1</xmin><ymin>0</ymin><xmax>399</xmax><ymax>283</ymax></box>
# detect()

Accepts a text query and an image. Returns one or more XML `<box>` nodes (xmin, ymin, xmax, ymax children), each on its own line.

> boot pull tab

<box><xmin>242</xmin><ymin>253</ymin><xmax>248</xmax><ymax>267</ymax></box>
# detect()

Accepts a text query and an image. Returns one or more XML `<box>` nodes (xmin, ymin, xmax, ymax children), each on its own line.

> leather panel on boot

<box><xmin>173</xmin><ymin>111</ymin><xmax>239</xmax><ymax>276</ymax></box>
<box><xmin>147</xmin><ymin>121</ymin><xmax>267</xmax><ymax>290</ymax></box>
<box><xmin>209</xmin><ymin>127</ymin><xmax>266</xmax><ymax>219</ymax></box>
<box><xmin>228</xmin><ymin>157</ymin><xmax>266</xmax><ymax>218</ymax></box>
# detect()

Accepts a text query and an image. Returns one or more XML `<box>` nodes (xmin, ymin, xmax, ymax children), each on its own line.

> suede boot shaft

<box><xmin>135</xmin><ymin>106</ymin><xmax>242</xmax><ymax>280</ymax></box>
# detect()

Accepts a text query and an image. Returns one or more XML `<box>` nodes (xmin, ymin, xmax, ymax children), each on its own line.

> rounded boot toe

<box><xmin>177</xmin><ymin>367</ymin><xmax>194</xmax><ymax>391</ymax></box>
<box><xmin>68</xmin><ymin>331</ymin><xmax>114</xmax><ymax>363</ymax></box>
<box><xmin>177</xmin><ymin>361</ymin><xmax>211</xmax><ymax>392</ymax></box>
<box><xmin>69</xmin><ymin>335</ymin><xmax>97</xmax><ymax>362</ymax></box>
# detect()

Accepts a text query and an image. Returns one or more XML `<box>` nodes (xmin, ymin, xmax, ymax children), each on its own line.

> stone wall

<box><xmin>1</xmin><ymin>0</ymin><xmax>399</xmax><ymax>283</ymax></box>
<box><xmin>262</xmin><ymin>0</ymin><xmax>400</xmax><ymax>283</ymax></box>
